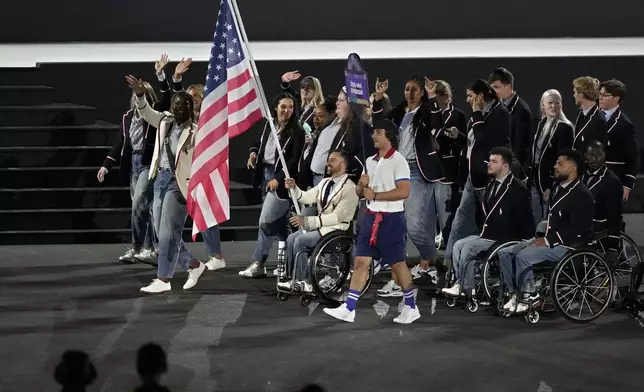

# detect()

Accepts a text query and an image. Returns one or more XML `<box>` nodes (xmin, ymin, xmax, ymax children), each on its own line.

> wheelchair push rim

<box><xmin>550</xmin><ymin>250</ymin><xmax>614</xmax><ymax>323</ymax></box>
<box><xmin>309</xmin><ymin>232</ymin><xmax>374</xmax><ymax>303</ymax></box>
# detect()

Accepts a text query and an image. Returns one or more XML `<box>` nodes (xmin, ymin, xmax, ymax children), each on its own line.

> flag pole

<box><xmin>227</xmin><ymin>0</ymin><xmax>301</xmax><ymax>215</ymax></box>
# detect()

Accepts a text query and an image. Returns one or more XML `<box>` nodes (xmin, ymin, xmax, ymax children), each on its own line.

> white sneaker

<box><xmin>140</xmin><ymin>279</ymin><xmax>171</xmax><ymax>294</ymax></box>
<box><xmin>205</xmin><ymin>257</ymin><xmax>226</xmax><ymax>271</ymax></box>
<box><xmin>435</xmin><ymin>232</ymin><xmax>443</xmax><ymax>247</ymax></box>
<box><xmin>393</xmin><ymin>305</ymin><xmax>421</xmax><ymax>324</ymax></box>
<box><xmin>373</xmin><ymin>261</ymin><xmax>382</xmax><ymax>276</ymax></box>
<box><xmin>377</xmin><ymin>280</ymin><xmax>402</xmax><ymax>297</ymax></box>
<box><xmin>377</xmin><ymin>279</ymin><xmax>397</xmax><ymax>294</ymax></box>
<box><xmin>427</xmin><ymin>268</ymin><xmax>438</xmax><ymax>284</ymax></box>
<box><xmin>183</xmin><ymin>262</ymin><xmax>206</xmax><ymax>290</ymax></box>
<box><xmin>277</xmin><ymin>280</ymin><xmax>294</xmax><ymax>291</ymax></box>
<box><xmin>134</xmin><ymin>249</ymin><xmax>157</xmax><ymax>263</ymax></box>
<box><xmin>411</xmin><ymin>265</ymin><xmax>430</xmax><ymax>280</ymax></box>
<box><xmin>323</xmin><ymin>303</ymin><xmax>355</xmax><ymax>323</ymax></box>
<box><xmin>298</xmin><ymin>281</ymin><xmax>313</xmax><ymax>293</ymax></box>
<box><xmin>503</xmin><ymin>294</ymin><xmax>518</xmax><ymax>310</ymax></box>
<box><xmin>238</xmin><ymin>262</ymin><xmax>266</xmax><ymax>278</ymax></box>
<box><xmin>318</xmin><ymin>275</ymin><xmax>336</xmax><ymax>289</ymax></box>
<box><xmin>119</xmin><ymin>249</ymin><xmax>138</xmax><ymax>263</ymax></box>
<box><xmin>514</xmin><ymin>303</ymin><xmax>529</xmax><ymax>313</ymax></box>
<box><xmin>442</xmin><ymin>283</ymin><xmax>462</xmax><ymax>296</ymax></box>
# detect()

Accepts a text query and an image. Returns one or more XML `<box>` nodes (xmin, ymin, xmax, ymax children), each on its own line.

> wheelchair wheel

<box><xmin>277</xmin><ymin>292</ymin><xmax>289</xmax><ymax>301</ymax></box>
<box><xmin>446</xmin><ymin>297</ymin><xmax>456</xmax><ymax>308</ymax></box>
<box><xmin>525</xmin><ymin>309</ymin><xmax>540</xmax><ymax>324</ymax></box>
<box><xmin>550</xmin><ymin>249</ymin><xmax>614</xmax><ymax>323</ymax></box>
<box><xmin>310</xmin><ymin>231</ymin><xmax>373</xmax><ymax>302</ymax></box>
<box><xmin>482</xmin><ymin>241</ymin><xmax>520</xmax><ymax>306</ymax></box>
<box><xmin>594</xmin><ymin>232</ymin><xmax>642</xmax><ymax>303</ymax></box>
<box><xmin>467</xmin><ymin>300</ymin><xmax>479</xmax><ymax>313</ymax></box>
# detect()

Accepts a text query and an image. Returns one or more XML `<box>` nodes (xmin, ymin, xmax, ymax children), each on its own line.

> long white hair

<box><xmin>539</xmin><ymin>89</ymin><xmax>572</xmax><ymax>127</ymax></box>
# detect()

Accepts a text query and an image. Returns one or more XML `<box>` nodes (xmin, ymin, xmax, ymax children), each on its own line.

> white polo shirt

<box><xmin>365</xmin><ymin>149</ymin><xmax>411</xmax><ymax>213</ymax></box>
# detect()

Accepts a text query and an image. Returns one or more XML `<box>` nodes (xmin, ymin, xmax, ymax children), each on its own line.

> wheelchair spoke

<box><xmin>580</xmin><ymin>259</ymin><xmax>598</xmax><ymax>286</ymax></box>
<box><xmin>563</xmin><ymin>288</ymin><xmax>580</xmax><ymax>312</ymax></box>
<box><xmin>560</xmin><ymin>269</ymin><xmax>580</xmax><ymax>287</ymax></box>
<box><xmin>557</xmin><ymin>285</ymin><xmax>577</xmax><ymax>303</ymax></box>
<box><xmin>585</xmin><ymin>288</ymin><xmax>607</xmax><ymax>306</ymax></box>
<box><xmin>579</xmin><ymin>291</ymin><xmax>592</xmax><ymax>318</ymax></box>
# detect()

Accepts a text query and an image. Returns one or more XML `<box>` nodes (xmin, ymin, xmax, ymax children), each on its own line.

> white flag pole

<box><xmin>228</xmin><ymin>0</ymin><xmax>301</xmax><ymax>215</ymax></box>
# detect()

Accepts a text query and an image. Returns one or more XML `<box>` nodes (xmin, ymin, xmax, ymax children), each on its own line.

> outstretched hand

<box><xmin>155</xmin><ymin>53</ymin><xmax>169</xmax><ymax>73</ymax></box>
<box><xmin>174</xmin><ymin>58</ymin><xmax>193</xmax><ymax>78</ymax></box>
<box><xmin>281</xmin><ymin>70</ymin><xmax>301</xmax><ymax>83</ymax></box>
<box><xmin>125</xmin><ymin>75</ymin><xmax>146</xmax><ymax>96</ymax></box>
<box><xmin>374</xmin><ymin>78</ymin><xmax>389</xmax><ymax>99</ymax></box>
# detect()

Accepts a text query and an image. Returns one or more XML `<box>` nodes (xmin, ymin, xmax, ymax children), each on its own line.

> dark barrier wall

<box><xmin>40</xmin><ymin>55</ymin><xmax>644</xmax><ymax>183</ymax></box>
<box><xmin>1</xmin><ymin>0</ymin><xmax>643</xmax><ymax>42</ymax></box>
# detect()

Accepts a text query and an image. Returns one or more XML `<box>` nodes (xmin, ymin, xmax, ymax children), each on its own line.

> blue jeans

<box><xmin>251</xmin><ymin>190</ymin><xmax>291</xmax><ymax>262</ymax></box>
<box><xmin>444</xmin><ymin>175</ymin><xmax>486</xmax><ymax>261</ymax></box>
<box><xmin>202</xmin><ymin>225</ymin><xmax>222</xmax><ymax>257</ymax></box>
<box><xmin>452</xmin><ymin>235</ymin><xmax>494</xmax><ymax>290</ymax></box>
<box><xmin>130</xmin><ymin>154</ymin><xmax>154</xmax><ymax>250</ymax></box>
<box><xmin>286</xmin><ymin>229</ymin><xmax>322</xmax><ymax>281</ymax></box>
<box><xmin>152</xmin><ymin>171</ymin><xmax>194</xmax><ymax>279</ymax></box>
<box><xmin>434</xmin><ymin>182</ymin><xmax>452</xmax><ymax>232</ymax></box>
<box><xmin>261</xmin><ymin>166</ymin><xmax>275</xmax><ymax>201</ymax></box>
<box><xmin>498</xmin><ymin>240</ymin><xmax>569</xmax><ymax>292</ymax></box>
<box><xmin>404</xmin><ymin>162</ymin><xmax>438</xmax><ymax>260</ymax></box>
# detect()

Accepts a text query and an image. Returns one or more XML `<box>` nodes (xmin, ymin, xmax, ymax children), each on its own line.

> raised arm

<box><xmin>126</xmin><ymin>75</ymin><xmax>166</xmax><ymax>129</ymax></box>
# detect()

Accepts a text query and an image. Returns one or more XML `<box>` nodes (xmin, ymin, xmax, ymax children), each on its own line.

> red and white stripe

<box><xmin>187</xmin><ymin>59</ymin><xmax>263</xmax><ymax>236</ymax></box>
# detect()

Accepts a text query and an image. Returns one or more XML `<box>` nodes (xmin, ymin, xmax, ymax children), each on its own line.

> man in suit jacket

<box><xmin>598</xmin><ymin>79</ymin><xmax>640</xmax><ymax>201</ymax></box>
<box><xmin>279</xmin><ymin>149</ymin><xmax>359</xmax><ymax>293</ymax></box>
<box><xmin>583</xmin><ymin>141</ymin><xmax>622</xmax><ymax>260</ymax></box>
<box><xmin>126</xmin><ymin>75</ymin><xmax>207</xmax><ymax>294</ymax></box>
<box><xmin>489</xmin><ymin>68</ymin><xmax>533</xmax><ymax>168</ymax></box>
<box><xmin>572</xmin><ymin>76</ymin><xmax>607</xmax><ymax>152</ymax></box>
<box><xmin>442</xmin><ymin>147</ymin><xmax>534</xmax><ymax>297</ymax></box>
<box><xmin>497</xmin><ymin>149</ymin><xmax>594</xmax><ymax>313</ymax></box>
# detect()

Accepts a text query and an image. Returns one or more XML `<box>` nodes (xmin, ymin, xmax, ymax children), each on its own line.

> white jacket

<box><xmin>135</xmin><ymin>95</ymin><xmax>196</xmax><ymax>198</ymax></box>
<box><xmin>292</xmin><ymin>174</ymin><xmax>359</xmax><ymax>236</ymax></box>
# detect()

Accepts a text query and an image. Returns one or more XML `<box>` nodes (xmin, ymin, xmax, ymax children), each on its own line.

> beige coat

<box><xmin>293</xmin><ymin>174</ymin><xmax>359</xmax><ymax>236</ymax></box>
<box><xmin>135</xmin><ymin>95</ymin><xmax>196</xmax><ymax>199</ymax></box>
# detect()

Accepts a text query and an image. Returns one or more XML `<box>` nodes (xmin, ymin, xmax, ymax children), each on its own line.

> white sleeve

<box><xmin>394</xmin><ymin>156</ymin><xmax>411</xmax><ymax>183</ymax></box>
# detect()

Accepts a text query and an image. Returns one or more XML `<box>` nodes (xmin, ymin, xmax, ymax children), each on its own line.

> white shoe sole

<box><xmin>184</xmin><ymin>264</ymin><xmax>206</xmax><ymax>290</ymax></box>
<box><xmin>140</xmin><ymin>288</ymin><xmax>170</xmax><ymax>294</ymax></box>
<box><xmin>393</xmin><ymin>311</ymin><xmax>421</xmax><ymax>324</ymax></box>
<box><xmin>377</xmin><ymin>291</ymin><xmax>403</xmax><ymax>298</ymax></box>
<box><xmin>323</xmin><ymin>308</ymin><xmax>355</xmax><ymax>323</ymax></box>
<box><xmin>206</xmin><ymin>263</ymin><xmax>226</xmax><ymax>271</ymax></box>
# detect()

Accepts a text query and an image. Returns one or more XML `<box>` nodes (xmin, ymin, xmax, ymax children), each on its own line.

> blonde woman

<box><xmin>280</xmin><ymin>70</ymin><xmax>325</xmax><ymax>127</ymax></box>
<box><xmin>526</xmin><ymin>89</ymin><xmax>573</xmax><ymax>224</ymax></box>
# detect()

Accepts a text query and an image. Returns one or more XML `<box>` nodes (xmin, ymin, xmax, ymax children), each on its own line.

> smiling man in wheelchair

<box><xmin>498</xmin><ymin>149</ymin><xmax>595</xmax><ymax>313</ymax></box>
<box><xmin>442</xmin><ymin>147</ymin><xmax>535</xmax><ymax>298</ymax></box>
<box><xmin>279</xmin><ymin>149</ymin><xmax>359</xmax><ymax>293</ymax></box>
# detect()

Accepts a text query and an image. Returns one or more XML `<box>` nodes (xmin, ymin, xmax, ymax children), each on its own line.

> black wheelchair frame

<box><xmin>276</xmin><ymin>229</ymin><xmax>374</xmax><ymax>306</ymax></box>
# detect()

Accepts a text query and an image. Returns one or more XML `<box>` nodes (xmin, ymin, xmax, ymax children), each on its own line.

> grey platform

<box><xmin>1</xmin><ymin>241</ymin><xmax>644</xmax><ymax>392</ymax></box>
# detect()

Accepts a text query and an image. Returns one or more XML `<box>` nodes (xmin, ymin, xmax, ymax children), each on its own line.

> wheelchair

<box><xmin>483</xmin><ymin>241</ymin><xmax>615</xmax><ymax>324</ymax></box>
<box><xmin>444</xmin><ymin>240</ymin><xmax>520</xmax><ymax>313</ymax></box>
<box><xmin>276</xmin><ymin>229</ymin><xmax>374</xmax><ymax>306</ymax></box>
<box><xmin>591</xmin><ymin>231</ymin><xmax>642</xmax><ymax>306</ymax></box>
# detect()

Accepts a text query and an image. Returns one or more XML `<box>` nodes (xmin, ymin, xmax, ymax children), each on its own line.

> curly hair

<box><xmin>573</xmin><ymin>76</ymin><xmax>600</xmax><ymax>102</ymax></box>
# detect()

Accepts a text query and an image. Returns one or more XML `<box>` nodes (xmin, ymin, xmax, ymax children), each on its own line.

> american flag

<box><xmin>187</xmin><ymin>0</ymin><xmax>263</xmax><ymax>236</ymax></box>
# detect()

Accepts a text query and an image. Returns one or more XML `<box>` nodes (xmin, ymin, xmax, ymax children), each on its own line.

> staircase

<box><xmin>0</xmin><ymin>67</ymin><xmax>261</xmax><ymax>245</ymax></box>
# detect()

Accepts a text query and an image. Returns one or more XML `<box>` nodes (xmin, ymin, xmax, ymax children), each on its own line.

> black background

<box><xmin>39</xmin><ymin>55</ymin><xmax>644</xmax><ymax>183</ymax></box>
<box><xmin>2</xmin><ymin>0</ymin><xmax>643</xmax><ymax>42</ymax></box>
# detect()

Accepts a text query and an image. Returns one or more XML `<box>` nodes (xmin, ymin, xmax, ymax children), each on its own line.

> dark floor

<box><xmin>1</xmin><ymin>242</ymin><xmax>643</xmax><ymax>392</ymax></box>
